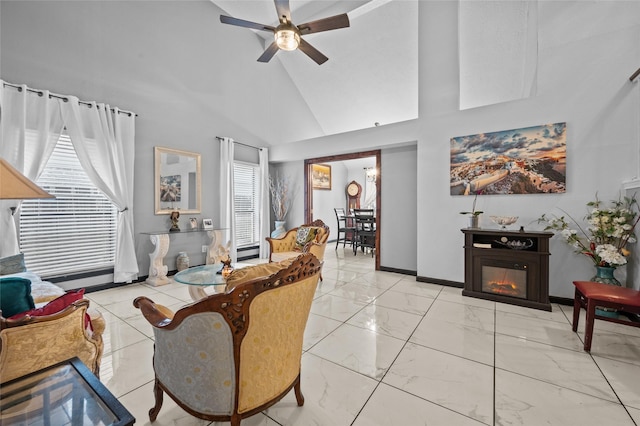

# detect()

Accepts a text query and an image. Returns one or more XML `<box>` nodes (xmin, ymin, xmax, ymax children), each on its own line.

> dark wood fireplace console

<box><xmin>462</xmin><ymin>228</ymin><xmax>553</xmax><ymax>311</ymax></box>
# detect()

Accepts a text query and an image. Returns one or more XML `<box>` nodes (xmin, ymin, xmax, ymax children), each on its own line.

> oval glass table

<box><xmin>173</xmin><ymin>263</ymin><xmax>249</xmax><ymax>301</ymax></box>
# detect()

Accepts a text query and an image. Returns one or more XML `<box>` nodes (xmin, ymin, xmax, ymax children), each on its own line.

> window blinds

<box><xmin>19</xmin><ymin>134</ymin><xmax>117</xmax><ymax>277</ymax></box>
<box><xmin>234</xmin><ymin>161</ymin><xmax>261</xmax><ymax>248</ymax></box>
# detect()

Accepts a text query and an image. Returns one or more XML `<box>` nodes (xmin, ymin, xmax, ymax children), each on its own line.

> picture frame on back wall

<box><xmin>202</xmin><ymin>218</ymin><xmax>213</xmax><ymax>230</ymax></box>
<box><xmin>312</xmin><ymin>164</ymin><xmax>332</xmax><ymax>190</ymax></box>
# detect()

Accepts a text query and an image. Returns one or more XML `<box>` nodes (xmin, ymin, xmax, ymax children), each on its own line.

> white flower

<box><xmin>560</xmin><ymin>229</ymin><xmax>573</xmax><ymax>240</ymax></box>
<box><xmin>595</xmin><ymin>244</ymin><xmax>627</xmax><ymax>266</ymax></box>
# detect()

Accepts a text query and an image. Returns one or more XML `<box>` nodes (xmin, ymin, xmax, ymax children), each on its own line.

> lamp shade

<box><xmin>0</xmin><ymin>158</ymin><xmax>54</xmax><ymax>199</ymax></box>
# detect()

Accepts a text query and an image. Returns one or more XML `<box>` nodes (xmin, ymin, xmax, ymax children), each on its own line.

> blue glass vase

<box><xmin>590</xmin><ymin>266</ymin><xmax>621</xmax><ymax>287</ymax></box>
<box><xmin>591</xmin><ymin>266</ymin><xmax>621</xmax><ymax>318</ymax></box>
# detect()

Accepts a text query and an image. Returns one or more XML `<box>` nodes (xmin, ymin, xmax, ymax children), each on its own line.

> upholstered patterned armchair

<box><xmin>133</xmin><ymin>253</ymin><xmax>322</xmax><ymax>426</ymax></box>
<box><xmin>0</xmin><ymin>299</ymin><xmax>104</xmax><ymax>383</ymax></box>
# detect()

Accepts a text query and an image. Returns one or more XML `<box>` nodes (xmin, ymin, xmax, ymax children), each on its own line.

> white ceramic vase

<box><xmin>271</xmin><ymin>221</ymin><xmax>286</xmax><ymax>238</ymax></box>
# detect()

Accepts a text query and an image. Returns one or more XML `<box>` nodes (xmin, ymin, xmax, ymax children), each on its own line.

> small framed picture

<box><xmin>202</xmin><ymin>218</ymin><xmax>213</xmax><ymax>230</ymax></box>
<box><xmin>189</xmin><ymin>217</ymin><xmax>198</xmax><ymax>229</ymax></box>
<box><xmin>312</xmin><ymin>163</ymin><xmax>331</xmax><ymax>190</ymax></box>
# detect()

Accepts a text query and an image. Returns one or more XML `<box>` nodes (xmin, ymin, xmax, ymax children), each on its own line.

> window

<box><xmin>19</xmin><ymin>134</ymin><xmax>118</xmax><ymax>277</ymax></box>
<box><xmin>234</xmin><ymin>161</ymin><xmax>261</xmax><ymax>248</ymax></box>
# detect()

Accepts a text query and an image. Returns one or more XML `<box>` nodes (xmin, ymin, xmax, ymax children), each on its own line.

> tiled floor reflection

<box><xmin>88</xmin><ymin>248</ymin><xmax>640</xmax><ymax>425</ymax></box>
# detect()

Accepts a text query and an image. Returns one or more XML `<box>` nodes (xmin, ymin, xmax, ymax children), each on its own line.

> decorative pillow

<box><xmin>295</xmin><ymin>227</ymin><xmax>318</xmax><ymax>250</ymax></box>
<box><xmin>0</xmin><ymin>253</ymin><xmax>27</xmax><ymax>276</ymax></box>
<box><xmin>0</xmin><ymin>277</ymin><xmax>35</xmax><ymax>318</ymax></box>
<box><xmin>9</xmin><ymin>288</ymin><xmax>92</xmax><ymax>331</ymax></box>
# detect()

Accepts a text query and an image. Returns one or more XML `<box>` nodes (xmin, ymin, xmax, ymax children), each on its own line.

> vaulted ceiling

<box><xmin>210</xmin><ymin>0</ymin><xmax>418</xmax><ymax>144</ymax></box>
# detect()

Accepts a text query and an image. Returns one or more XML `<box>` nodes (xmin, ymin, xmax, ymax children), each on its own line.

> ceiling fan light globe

<box><xmin>275</xmin><ymin>29</ymin><xmax>300</xmax><ymax>51</ymax></box>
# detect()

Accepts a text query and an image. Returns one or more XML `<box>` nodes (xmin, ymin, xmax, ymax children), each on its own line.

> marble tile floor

<box><xmin>86</xmin><ymin>249</ymin><xmax>640</xmax><ymax>425</ymax></box>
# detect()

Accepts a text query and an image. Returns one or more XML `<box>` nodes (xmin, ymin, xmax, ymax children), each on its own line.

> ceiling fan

<box><xmin>219</xmin><ymin>0</ymin><xmax>350</xmax><ymax>65</ymax></box>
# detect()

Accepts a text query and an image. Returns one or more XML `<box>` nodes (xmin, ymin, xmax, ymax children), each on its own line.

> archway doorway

<box><xmin>304</xmin><ymin>150</ymin><xmax>381</xmax><ymax>270</ymax></box>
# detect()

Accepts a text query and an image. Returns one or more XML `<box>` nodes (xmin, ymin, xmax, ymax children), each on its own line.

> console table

<box><xmin>142</xmin><ymin>229</ymin><xmax>229</xmax><ymax>286</ymax></box>
<box><xmin>462</xmin><ymin>228</ymin><xmax>553</xmax><ymax>311</ymax></box>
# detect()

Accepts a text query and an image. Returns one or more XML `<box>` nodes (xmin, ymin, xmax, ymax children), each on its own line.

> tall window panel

<box><xmin>234</xmin><ymin>161</ymin><xmax>261</xmax><ymax>248</ymax></box>
<box><xmin>19</xmin><ymin>134</ymin><xmax>117</xmax><ymax>277</ymax></box>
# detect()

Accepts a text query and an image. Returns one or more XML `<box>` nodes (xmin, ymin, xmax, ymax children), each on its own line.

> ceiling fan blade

<box><xmin>220</xmin><ymin>15</ymin><xmax>275</xmax><ymax>32</ymax></box>
<box><xmin>274</xmin><ymin>0</ymin><xmax>292</xmax><ymax>24</ymax></box>
<box><xmin>257</xmin><ymin>42</ymin><xmax>280</xmax><ymax>63</ymax></box>
<box><xmin>298</xmin><ymin>38</ymin><xmax>328</xmax><ymax>65</ymax></box>
<box><xmin>297</xmin><ymin>13</ymin><xmax>350</xmax><ymax>35</ymax></box>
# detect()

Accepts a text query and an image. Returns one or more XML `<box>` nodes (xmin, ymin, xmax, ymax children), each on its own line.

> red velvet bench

<box><xmin>572</xmin><ymin>281</ymin><xmax>640</xmax><ymax>352</ymax></box>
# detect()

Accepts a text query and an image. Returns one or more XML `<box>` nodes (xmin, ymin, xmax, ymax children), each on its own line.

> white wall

<box><xmin>312</xmin><ymin>162</ymin><xmax>348</xmax><ymax>229</ymax></box>
<box><xmin>380</xmin><ymin>144</ymin><xmax>417</xmax><ymax>271</ymax></box>
<box><xmin>271</xmin><ymin>1</ymin><xmax>640</xmax><ymax>297</ymax></box>
<box><xmin>0</xmin><ymin>1</ymin><xmax>319</xmax><ymax>276</ymax></box>
<box><xmin>418</xmin><ymin>1</ymin><xmax>640</xmax><ymax>296</ymax></box>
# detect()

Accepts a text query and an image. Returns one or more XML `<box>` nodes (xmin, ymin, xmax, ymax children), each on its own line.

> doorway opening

<box><xmin>304</xmin><ymin>150</ymin><xmax>381</xmax><ymax>270</ymax></box>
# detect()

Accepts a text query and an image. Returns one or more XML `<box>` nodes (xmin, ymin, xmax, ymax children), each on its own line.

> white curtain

<box><xmin>62</xmin><ymin>98</ymin><xmax>138</xmax><ymax>282</ymax></box>
<box><xmin>219</xmin><ymin>137</ymin><xmax>237</xmax><ymax>263</ymax></box>
<box><xmin>258</xmin><ymin>147</ymin><xmax>270</xmax><ymax>259</ymax></box>
<box><xmin>0</xmin><ymin>82</ymin><xmax>65</xmax><ymax>257</ymax></box>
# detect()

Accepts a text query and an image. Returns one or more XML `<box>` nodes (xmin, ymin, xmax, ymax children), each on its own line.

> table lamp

<box><xmin>0</xmin><ymin>158</ymin><xmax>54</xmax><ymax>213</ymax></box>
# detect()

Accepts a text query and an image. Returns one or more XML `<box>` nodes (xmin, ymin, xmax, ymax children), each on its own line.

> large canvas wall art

<box><xmin>450</xmin><ymin>122</ymin><xmax>566</xmax><ymax>195</ymax></box>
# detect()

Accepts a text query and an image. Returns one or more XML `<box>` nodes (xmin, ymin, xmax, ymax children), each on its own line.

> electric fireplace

<box><xmin>462</xmin><ymin>228</ymin><xmax>552</xmax><ymax>311</ymax></box>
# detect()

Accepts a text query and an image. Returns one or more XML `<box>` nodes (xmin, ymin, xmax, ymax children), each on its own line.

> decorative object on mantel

<box><xmin>539</xmin><ymin>194</ymin><xmax>640</xmax><ymax>306</ymax></box>
<box><xmin>269</xmin><ymin>172</ymin><xmax>291</xmax><ymax>238</ymax></box>
<box><xmin>494</xmin><ymin>237</ymin><xmax>533</xmax><ymax>250</ymax></box>
<box><xmin>490</xmin><ymin>215</ymin><xmax>519</xmax><ymax>229</ymax></box>
<box><xmin>460</xmin><ymin>191</ymin><xmax>483</xmax><ymax>228</ymax></box>
<box><xmin>169</xmin><ymin>210</ymin><xmax>180</xmax><ymax>232</ymax></box>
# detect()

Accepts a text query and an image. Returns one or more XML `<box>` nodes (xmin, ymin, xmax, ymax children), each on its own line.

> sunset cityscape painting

<box><xmin>450</xmin><ymin>122</ymin><xmax>566</xmax><ymax>195</ymax></box>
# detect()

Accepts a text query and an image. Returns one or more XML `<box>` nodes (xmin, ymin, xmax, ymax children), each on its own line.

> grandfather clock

<box><xmin>346</xmin><ymin>181</ymin><xmax>362</xmax><ymax>211</ymax></box>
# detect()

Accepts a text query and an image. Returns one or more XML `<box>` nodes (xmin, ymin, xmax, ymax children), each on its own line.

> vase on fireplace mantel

<box><xmin>591</xmin><ymin>265</ymin><xmax>621</xmax><ymax>318</ymax></box>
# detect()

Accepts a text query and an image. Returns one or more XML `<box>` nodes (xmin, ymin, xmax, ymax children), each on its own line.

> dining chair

<box><xmin>333</xmin><ymin>208</ymin><xmax>355</xmax><ymax>249</ymax></box>
<box><xmin>352</xmin><ymin>209</ymin><xmax>376</xmax><ymax>257</ymax></box>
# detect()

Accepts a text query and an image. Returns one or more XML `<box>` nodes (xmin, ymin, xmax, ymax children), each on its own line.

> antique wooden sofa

<box><xmin>133</xmin><ymin>253</ymin><xmax>322</xmax><ymax>425</ymax></box>
<box><xmin>266</xmin><ymin>219</ymin><xmax>329</xmax><ymax>279</ymax></box>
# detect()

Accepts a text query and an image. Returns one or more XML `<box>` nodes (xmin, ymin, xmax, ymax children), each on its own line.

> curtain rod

<box><xmin>631</xmin><ymin>67</ymin><xmax>640</xmax><ymax>83</ymax></box>
<box><xmin>215</xmin><ymin>136</ymin><xmax>263</xmax><ymax>151</ymax></box>
<box><xmin>2</xmin><ymin>82</ymin><xmax>137</xmax><ymax>117</ymax></box>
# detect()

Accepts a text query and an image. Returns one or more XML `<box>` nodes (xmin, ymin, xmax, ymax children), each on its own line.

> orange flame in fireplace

<box><xmin>487</xmin><ymin>281</ymin><xmax>520</xmax><ymax>296</ymax></box>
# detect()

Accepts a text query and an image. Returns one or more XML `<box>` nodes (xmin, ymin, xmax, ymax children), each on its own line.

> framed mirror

<box><xmin>154</xmin><ymin>146</ymin><xmax>201</xmax><ymax>215</ymax></box>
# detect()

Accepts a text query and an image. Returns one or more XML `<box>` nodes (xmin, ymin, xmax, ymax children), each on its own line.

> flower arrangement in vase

<box><xmin>538</xmin><ymin>194</ymin><xmax>639</xmax><ymax>285</ymax></box>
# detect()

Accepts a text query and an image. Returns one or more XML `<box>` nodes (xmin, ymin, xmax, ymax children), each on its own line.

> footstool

<box><xmin>572</xmin><ymin>280</ymin><xmax>640</xmax><ymax>352</ymax></box>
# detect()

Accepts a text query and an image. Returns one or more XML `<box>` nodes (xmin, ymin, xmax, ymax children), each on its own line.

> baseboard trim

<box><xmin>379</xmin><ymin>266</ymin><xmax>416</xmax><ymax>276</ymax></box>
<box><xmin>84</xmin><ymin>281</ymin><xmax>136</xmax><ymax>294</ymax></box>
<box><xmin>549</xmin><ymin>296</ymin><xmax>573</xmax><ymax>306</ymax></box>
<box><xmin>416</xmin><ymin>276</ymin><xmax>464</xmax><ymax>288</ymax></box>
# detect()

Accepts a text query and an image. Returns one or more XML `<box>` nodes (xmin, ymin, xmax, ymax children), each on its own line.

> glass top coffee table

<box><xmin>0</xmin><ymin>357</ymin><xmax>134</xmax><ymax>426</ymax></box>
<box><xmin>173</xmin><ymin>263</ymin><xmax>248</xmax><ymax>300</ymax></box>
